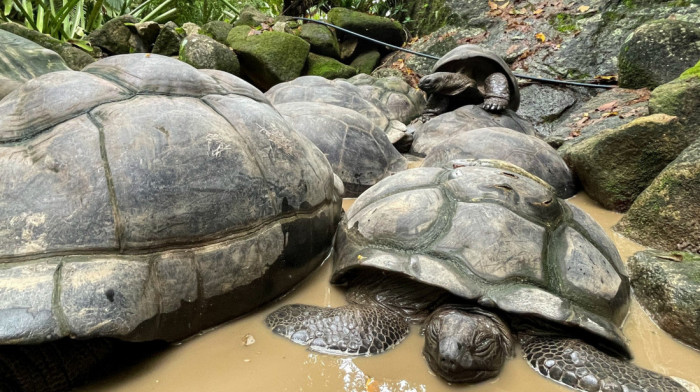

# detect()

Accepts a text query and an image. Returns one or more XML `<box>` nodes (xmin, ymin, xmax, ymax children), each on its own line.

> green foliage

<box><xmin>139</xmin><ymin>0</ymin><xmax>242</xmax><ymax>25</ymax></box>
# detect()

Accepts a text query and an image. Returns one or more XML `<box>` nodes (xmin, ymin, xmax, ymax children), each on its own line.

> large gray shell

<box><xmin>345</xmin><ymin>73</ymin><xmax>427</xmax><ymax>124</ymax></box>
<box><xmin>0</xmin><ymin>54</ymin><xmax>342</xmax><ymax>344</ymax></box>
<box><xmin>266</xmin><ymin>76</ymin><xmax>407</xmax><ymax>196</ymax></box>
<box><xmin>0</xmin><ymin>29</ymin><xmax>70</xmax><ymax>100</ymax></box>
<box><xmin>421</xmin><ymin>127</ymin><xmax>577</xmax><ymax>198</ymax></box>
<box><xmin>410</xmin><ymin>104</ymin><xmax>535</xmax><ymax>156</ymax></box>
<box><xmin>432</xmin><ymin>44</ymin><xmax>520</xmax><ymax>111</ymax></box>
<box><xmin>333</xmin><ymin>161</ymin><xmax>630</xmax><ymax>356</ymax></box>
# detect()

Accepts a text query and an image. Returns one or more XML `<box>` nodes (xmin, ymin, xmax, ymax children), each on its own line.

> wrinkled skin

<box><xmin>422</xmin><ymin>307</ymin><xmax>514</xmax><ymax>383</ymax></box>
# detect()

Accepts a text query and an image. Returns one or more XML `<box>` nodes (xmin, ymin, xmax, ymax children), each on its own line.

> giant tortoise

<box><xmin>266</xmin><ymin>76</ymin><xmax>407</xmax><ymax>196</ymax></box>
<box><xmin>0</xmin><ymin>54</ymin><xmax>342</xmax><ymax>390</ymax></box>
<box><xmin>266</xmin><ymin>160</ymin><xmax>687</xmax><ymax>392</ymax></box>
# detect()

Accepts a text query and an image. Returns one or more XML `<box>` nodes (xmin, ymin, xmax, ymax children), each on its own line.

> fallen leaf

<box><xmin>488</xmin><ymin>1</ymin><xmax>498</xmax><ymax>10</ymax></box>
<box><xmin>575</xmin><ymin>117</ymin><xmax>589</xmax><ymax>126</ymax></box>
<box><xmin>535</xmin><ymin>32</ymin><xmax>546</xmax><ymax>42</ymax></box>
<box><xmin>659</xmin><ymin>253</ymin><xmax>684</xmax><ymax>262</ymax></box>
<box><xmin>601</xmin><ymin>111</ymin><xmax>619</xmax><ymax>118</ymax></box>
<box><xmin>499</xmin><ymin>1</ymin><xmax>510</xmax><ymax>9</ymax></box>
<box><xmin>582</xmin><ymin>112</ymin><xmax>590</xmax><ymax>117</ymax></box>
<box><xmin>570</xmin><ymin>129</ymin><xmax>581</xmax><ymax>137</ymax></box>
<box><xmin>596</xmin><ymin>100</ymin><xmax>618</xmax><ymax>112</ymax></box>
<box><xmin>578</xmin><ymin>5</ymin><xmax>590</xmax><ymax>12</ymax></box>
<box><xmin>357</xmin><ymin>254</ymin><xmax>366</xmax><ymax>260</ymax></box>
<box><xmin>533</xmin><ymin>8</ymin><xmax>543</xmax><ymax>15</ymax></box>
<box><xmin>366</xmin><ymin>377</ymin><xmax>380</xmax><ymax>392</ymax></box>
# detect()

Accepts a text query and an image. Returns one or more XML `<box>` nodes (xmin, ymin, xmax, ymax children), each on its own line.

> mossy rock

<box><xmin>179</xmin><ymin>34</ymin><xmax>240</xmax><ymax>76</ymax></box>
<box><xmin>615</xmin><ymin>137</ymin><xmax>700</xmax><ymax>253</ymax></box>
<box><xmin>649</xmin><ymin>62</ymin><xmax>700</xmax><ymax>130</ymax></box>
<box><xmin>299</xmin><ymin>23</ymin><xmax>340</xmax><ymax>59</ymax></box>
<box><xmin>305</xmin><ymin>53</ymin><xmax>357</xmax><ymax>79</ymax></box>
<box><xmin>627</xmin><ymin>250</ymin><xmax>700</xmax><ymax>349</ymax></box>
<box><xmin>618</xmin><ymin>19</ymin><xmax>700</xmax><ymax>89</ymax></box>
<box><xmin>201</xmin><ymin>21</ymin><xmax>233</xmax><ymax>44</ymax></box>
<box><xmin>350</xmin><ymin>49</ymin><xmax>381</xmax><ymax>74</ymax></box>
<box><xmin>326</xmin><ymin>7</ymin><xmax>405</xmax><ymax>47</ymax></box>
<box><xmin>227</xmin><ymin>27</ymin><xmax>309</xmax><ymax>90</ymax></box>
<box><xmin>87</xmin><ymin>15</ymin><xmax>147</xmax><ymax>55</ymax></box>
<box><xmin>561</xmin><ymin>113</ymin><xmax>694</xmax><ymax>212</ymax></box>
<box><xmin>0</xmin><ymin>22</ymin><xmax>94</xmax><ymax>70</ymax></box>
<box><xmin>233</xmin><ymin>6</ymin><xmax>273</xmax><ymax>28</ymax></box>
<box><xmin>152</xmin><ymin>21</ymin><xmax>184</xmax><ymax>56</ymax></box>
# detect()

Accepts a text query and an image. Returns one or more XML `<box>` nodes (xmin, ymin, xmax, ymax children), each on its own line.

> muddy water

<box><xmin>82</xmin><ymin>193</ymin><xmax>700</xmax><ymax>392</ymax></box>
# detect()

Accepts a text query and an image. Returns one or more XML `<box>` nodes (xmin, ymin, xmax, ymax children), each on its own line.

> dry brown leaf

<box><xmin>578</xmin><ymin>5</ymin><xmax>590</xmax><ymax>12</ymax></box>
<box><xmin>533</xmin><ymin>8</ymin><xmax>544</xmax><ymax>15</ymax></box>
<box><xmin>596</xmin><ymin>100</ymin><xmax>618</xmax><ymax>112</ymax></box>
<box><xmin>535</xmin><ymin>32</ymin><xmax>546</xmax><ymax>42</ymax></box>
<box><xmin>575</xmin><ymin>117</ymin><xmax>589</xmax><ymax>126</ymax></box>
<box><xmin>602</xmin><ymin>111</ymin><xmax>619</xmax><ymax>118</ymax></box>
<box><xmin>499</xmin><ymin>1</ymin><xmax>510</xmax><ymax>9</ymax></box>
<box><xmin>488</xmin><ymin>1</ymin><xmax>498</xmax><ymax>10</ymax></box>
<box><xmin>570</xmin><ymin>129</ymin><xmax>581</xmax><ymax>137</ymax></box>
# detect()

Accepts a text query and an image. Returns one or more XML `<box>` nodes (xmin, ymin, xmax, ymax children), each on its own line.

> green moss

<box><xmin>679</xmin><ymin>60</ymin><xmax>700</xmax><ymax>80</ymax></box>
<box><xmin>550</xmin><ymin>13</ymin><xmax>580</xmax><ymax>34</ymax></box>
<box><xmin>602</xmin><ymin>11</ymin><xmax>624</xmax><ymax>24</ymax></box>
<box><xmin>305</xmin><ymin>53</ymin><xmax>357</xmax><ymax>79</ymax></box>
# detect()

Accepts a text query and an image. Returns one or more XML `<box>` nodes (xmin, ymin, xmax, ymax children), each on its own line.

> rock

<box><xmin>135</xmin><ymin>21</ymin><xmax>161</xmax><ymax>51</ymax></box>
<box><xmin>546</xmin><ymin>88</ymin><xmax>650</xmax><ymax>149</ymax></box>
<box><xmin>227</xmin><ymin>26</ymin><xmax>309</xmax><ymax>90</ymax></box>
<box><xmin>517</xmin><ymin>84</ymin><xmax>580</xmax><ymax>138</ymax></box>
<box><xmin>0</xmin><ymin>22</ymin><xmax>94</xmax><ymax>70</ymax></box>
<box><xmin>233</xmin><ymin>6</ymin><xmax>273</xmax><ymax>28</ymax></box>
<box><xmin>350</xmin><ymin>49</ymin><xmax>381</xmax><ymax>74</ymax></box>
<box><xmin>615</xmin><ymin>138</ymin><xmax>700</xmax><ymax>253</ymax></box>
<box><xmin>402</xmin><ymin>0</ymin><xmax>450</xmax><ymax>37</ymax></box>
<box><xmin>88</xmin><ymin>15</ymin><xmax>147</xmax><ymax>55</ymax></box>
<box><xmin>201</xmin><ymin>21</ymin><xmax>233</xmax><ymax>44</ymax></box>
<box><xmin>649</xmin><ymin>60</ymin><xmax>700</xmax><ymax>130</ymax></box>
<box><xmin>181</xmin><ymin>22</ymin><xmax>201</xmax><ymax>37</ymax></box>
<box><xmin>299</xmin><ymin>23</ymin><xmax>340</xmax><ymax>59</ymax></box>
<box><xmin>345</xmin><ymin>74</ymin><xmax>426</xmax><ymax>124</ymax></box>
<box><xmin>561</xmin><ymin>113</ymin><xmax>693</xmax><ymax>212</ymax></box>
<box><xmin>326</xmin><ymin>7</ymin><xmax>406</xmax><ymax>48</ymax></box>
<box><xmin>0</xmin><ymin>29</ymin><xmax>70</xmax><ymax>99</ymax></box>
<box><xmin>179</xmin><ymin>34</ymin><xmax>240</xmax><ymax>76</ymax></box>
<box><xmin>628</xmin><ymin>250</ymin><xmax>700</xmax><ymax>349</ymax></box>
<box><xmin>619</xmin><ymin>19</ymin><xmax>700</xmax><ymax>89</ymax></box>
<box><xmin>305</xmin><ymin>53</ymin><xmax>356</xmax><ymax>79</ymax></box>
<box><xmin>152</xmin><ymin>21</ymin><xmax>184</xmax><ymax>56</ymax></box>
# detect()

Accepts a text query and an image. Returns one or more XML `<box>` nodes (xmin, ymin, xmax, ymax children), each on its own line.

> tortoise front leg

<box><xmin>519</xmin><ymin>333</ymin><xmax>688</xmax><ymax>392</ymax></box>
<box><xmin>421</xmin><ymin>94</ymin><xmax>450</xmax><ymax>122</ymax></box>
<box><xmin>482</xmin><ymin>72</ymin><xmax>510</xmax><ymax>112</ymax></box>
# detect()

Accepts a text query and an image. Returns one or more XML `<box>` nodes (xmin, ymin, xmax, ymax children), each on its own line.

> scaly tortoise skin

<box><xmin>418</xmin><ymin>44</ymin><xmax>520</xmax><ymax>120</ymax></box>
<box><xmin>267</xmin><ymin>160</ymin><xmax>687</xmax><ymax>392</ymax></box>
<box><xmin>0</xmin><ymin>54</ymin><xmax>341</xmax><ymax>391</ymax></box>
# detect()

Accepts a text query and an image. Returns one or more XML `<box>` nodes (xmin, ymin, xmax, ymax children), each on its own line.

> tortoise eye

<box><xmin>473</xmin><ymin>332</ymin><xmax>494</xmax><ymax>355</ymax></box>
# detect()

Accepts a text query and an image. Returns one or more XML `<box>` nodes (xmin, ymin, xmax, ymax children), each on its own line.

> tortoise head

<box><xmin>422</xmin><ymin>306</ymin><xmax>514</xmax><ymax>383</ymax></box>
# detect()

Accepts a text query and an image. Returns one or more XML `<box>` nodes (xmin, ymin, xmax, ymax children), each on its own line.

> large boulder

<box><xmin>201</xmin><ymin>21</ymin><xmax>233</xmax><ymax>44</ymax></box>
<box><xmin>152</xmin><ymin>21</ymin><xmax>185</xmax><ymax>56</ymax></box>
<box><xmin>87</xmin><ymin>15</ymin><xmax>147</xmax><ymax>55</ymax></box>
<box><xmin>561</xmin><ymin>113</ymin><xmax>693</xmax><ymax>212</ymax></box>
<box><xmin>618</xmin><ymin>19</ymin><xmax>700</xmax><ymax>89</ymax></box>
<box><xmin>0</xmin><ymin>22</ymin><xmax>94</xmax><ymax>70</ymax></box>
<box><xmin>179</xmin><ymin>34</ymin><xmax>240</xmax><ymax>76</ymax></box>
<box><xmin>628</xmin><ymin>250</ymin><xmax>700</xmax><ymax>350</ymax></box>
<box><xmin>227</xmin><ymin>26</ymin><xmax>309</xmax><ymax>90</ymax></box>
<box><xmin>649</xmin><ymin>60</ymin><xmax>700</xmax><ymax>130</ymax></box>
<box><xmin>349</xmin><ymin>49</ymin><xmax>381</xmax><ymax>74</ymax></box>
<box><xmin>298</xmin><ymin>23</ymin><xmax>340</xmax><ymax>59</ymax></box>
<box><xmin>0</xmin><ymin>29</ymin><xmax>70</xmax><ymax>99</ymax></box>
<box><xmin>615</xmin><ymin>137</ymin><xmax>700</xmax><ymax>254</ymax></box>
<box><xmin>326</xmin><ymin>7</ymin><xmax>406</xmax><ymax>48</ymax></box>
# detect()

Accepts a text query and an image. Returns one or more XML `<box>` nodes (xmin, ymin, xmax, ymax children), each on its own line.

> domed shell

<box><xmin>0</xmin><ymin>54</ymin><xmax>342</xmax><ymax>344</ymax></box>
<box><xmin>432</xmin><ymin>44</ymin><xmax>520</xmax><ymax>111</ymax></box>
<box><xmin>266</xmin><ymin>76</ymin><xmax>407</xmax><ymax>196</ymax></box>
<box><xmin>333</xmin><ymin>160</ymin><xmax>630</xmax><ymax>356</ymax></box>
<box><xmin>345</xmin><ymin>73</ymin><xmax>427</xmax><ymax>124</ymax></box>
<box><xmin>421</xmin><ymin>127</ymin><xmax>577</xmax><ymax>198</ymax></box>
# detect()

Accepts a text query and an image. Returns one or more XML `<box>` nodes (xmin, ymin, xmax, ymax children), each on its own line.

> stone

<box><xmin>0</xmin><ymin>22</ymin><xmax>94</xmax><ymax>70</ymax></box>
<box><xmin>517</xmin><ymin>84</ymin><xmax>580</xmax><ymax>138</ymax></box>
<box><xmin>88</xmin><ymin>15</ymin><xmax>147</xmax><ymax>55</ymax></box>
<box><xmin>618</xmin><ymin>19</ymin><xmax>700</xmax><ymax>89</ymax></box>
<box><xmin>182</xmin><ymin>22</ymin><xmax>201</xmax><ymax>37</ymax></box>
<box><xmin>179</xmin><ymin>34</ymin><xmax>240</xmax><ymax>76</ymax></box>
<box><xmin>299</xmin><ymin>23</ymin><xmax>340</xmax><ymax>59</ymax></box>
<box><xmin>305</xmin><ymin>53</ymin><xmax>356</xmax><ymax>79</ymax></box>
<box><xmin>628</xmin><ymin>250</ymin><xmax>700</xmax><ymax>349</ymax></box>
<box><xmin>135</xmin><ymin>21</ymin><xmax>161</xmax><ymax>51</ymax></box>
<box><xmin>326</xmin><ymin>7</ymin><xmax>406</xmax><ymax>48</ymax></box>
<box><xmin>201</xmin><ymin>21</ymin><xmax>233</xmax><ymax>44</ymax></box>
<box><xmin>561</xmin><ymin>113</ymin><xmax>694</xmax><ymax>212</ymax></box>
<box><xmin>227</xmin><ymin>26</ymin><xmax>310</xmax><ymax>90</ymax></box>
<box><xmin>649</xmin><ymin>61</ymin><xmax>700</xmax><ymax>130</ymax></box>
<box><xmin>350</xmin><ymin>49</ymin><xmax>381</xmax><ymax>75</ymax></box>
<box><xmin>152</xmin><ymin>21</ymin><xmax>184</xmax><ymax>56</ymax></box>
<box><xmin>546</xmin><ymin>88</ymin><xmax>650</xmax><ymax>149</ymax></box>
<box><xmin>616</xmin><ymin>138</ymin><xmax>700</xmax><ymax>253</ymax></box>
<box><xmin>233</xmin><ymin>6</ymin><xmax>273</xmax><ymax>28</ymax></box>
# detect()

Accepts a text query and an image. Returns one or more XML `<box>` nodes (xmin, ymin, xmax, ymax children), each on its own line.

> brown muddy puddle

<box><xmin>81</xmin><ymin>193</ymin><xmax>700</xmax><ymax>392</ymax></box>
